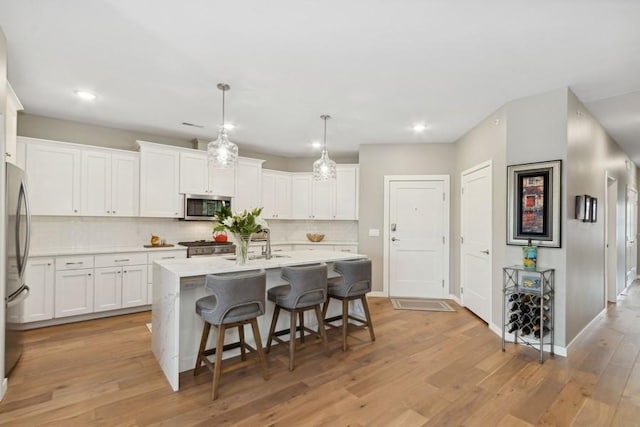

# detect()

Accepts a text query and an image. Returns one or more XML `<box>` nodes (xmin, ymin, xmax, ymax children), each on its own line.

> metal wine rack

<box><xmin>501</xmin><ymin>265</ymin><xmax>555</xmax><ymax>363</ymax></box>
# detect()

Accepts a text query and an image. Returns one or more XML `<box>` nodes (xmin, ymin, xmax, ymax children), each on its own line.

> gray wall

<box><xmin>565</xmin><ymin>90</ymin><xmax>636</xmax><ymax>344</ymax></box>
<box><xmin>453</xmin><ymin>107</ymin><xmax>507</xmax><ymax>326</ymax></box>
<box><xmin>504</xmin><ymin>88</ymin><xmax>569</xmax><ymax>346</ymax></box>
<box><xmin>358</xmin><ymin>143</ymin><xmax>456</xmax><ymax>292</ymax></box>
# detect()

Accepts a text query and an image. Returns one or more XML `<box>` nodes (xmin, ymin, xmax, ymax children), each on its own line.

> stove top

<box><xmin>178</xmin><ymin>240</ymin><xmax>233</xmax><ymax>247</ymax></box>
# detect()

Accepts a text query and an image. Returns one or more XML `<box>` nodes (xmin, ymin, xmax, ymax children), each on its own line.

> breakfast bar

<box><xmin>151</xmin><ymin>250</ymin><xmax>366</xmax><ymax>391</ymax></box>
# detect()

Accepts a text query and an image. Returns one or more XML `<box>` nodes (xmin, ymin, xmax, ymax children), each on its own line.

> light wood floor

<box><xmin>2</xmin><ymin>284</ymin><xmax>640</xmax><ymax>426</ymax></box>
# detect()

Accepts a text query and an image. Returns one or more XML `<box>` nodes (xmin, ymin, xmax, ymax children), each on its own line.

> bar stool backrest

<box><xmin>279</xmin><ymin>263</ymin><xmax>328</xmax><ymax>308</ymax></box>
<box><xmin>204</xmin><ymin>269</ymin><xmax>266</xmax><ymax>325</ymax></box>
<box><xmin>333</xmin><ymin>259</ymin><xmax>372</xmax><ymax>295</ymax></box>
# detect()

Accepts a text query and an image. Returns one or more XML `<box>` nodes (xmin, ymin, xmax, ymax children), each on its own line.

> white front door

<box><xmin>626</xmin><ymin>187</ymin><xmax>638</xmax><ymax>287</ymax></box>
<box><xmin>387</xmin><ymin>178</ymin><xmax>448</xmax><ymax>298</ymax></box>
<box><xmin>461</xmin><ymin>162</ymin><xmax>492</xmax><ymax>323</ymax></box>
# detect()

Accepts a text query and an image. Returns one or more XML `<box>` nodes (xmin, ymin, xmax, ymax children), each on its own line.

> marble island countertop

<box><xmin>155</xmin><ymin>249</ymin><xmax>363</xmax><ymax>278</ymax></box>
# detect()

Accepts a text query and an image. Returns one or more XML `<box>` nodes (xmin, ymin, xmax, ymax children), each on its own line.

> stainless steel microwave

<box><xmin>183</xmin><ymin>194</ymin><xmax>231</xmax><ymax>221</ymax></box>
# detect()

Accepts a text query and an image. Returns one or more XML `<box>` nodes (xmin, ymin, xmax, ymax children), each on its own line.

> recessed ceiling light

<box><xmin>74</xmin><ymin>90</ymin><xmax>96</xmax><ymax>101</ymax></box>
<box><xmin>311</xmin><ymin>140</ymin><xmax>322</xmax><ymax>149</ymax></box>
<box><xmin>412</xmin><ymin>123</ymin><xmax>427</xmax><ymax>132</ymax></box>
<box><xmin>222</xmin><ymin>123</ymin><xmax>235</xmax><ymax>130</ymax></box>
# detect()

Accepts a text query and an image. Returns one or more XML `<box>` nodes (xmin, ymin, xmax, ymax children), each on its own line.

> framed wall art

<box><xmin>507</xmin><ymin>160</ymin><xmax>562</xmax><ymax>247</ymax></box>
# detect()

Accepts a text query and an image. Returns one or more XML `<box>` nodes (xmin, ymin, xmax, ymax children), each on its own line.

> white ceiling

<box><xmin>1</xmin><ymin>0</ymin><xmax>639</xmax><ymax>160</ymax></box>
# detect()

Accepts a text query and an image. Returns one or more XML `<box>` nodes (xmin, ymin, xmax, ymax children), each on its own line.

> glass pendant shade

<box><xmin>207</xmin><ymin>128</ymin><xmax>238</xmax><ymax>168</ymax></box>
<box><xmin>313</xmin><ymin>150</ymin><xmax>337</xmax><ymax>181</ymax></box>
<box><xmin>207</xmin><ymin>83</ymin><xmax>239</xmax><ymax>168</ymax></box>
<box><xmin>313</xmin><ymin>114</ymin><xmax>337</xmax><ymax>181</ymax></box>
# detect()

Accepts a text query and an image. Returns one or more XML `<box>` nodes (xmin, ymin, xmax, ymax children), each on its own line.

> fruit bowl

<box><xmin>306</xmin><ymin>233</ymin><xmax>325</xmax><ymax>242</ymax></box>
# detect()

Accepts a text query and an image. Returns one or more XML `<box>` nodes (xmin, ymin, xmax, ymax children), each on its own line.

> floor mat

<box><xmin>391</xmin><ymin>298</ymin><xmax>455</xmax><ymax>312</ymax></box>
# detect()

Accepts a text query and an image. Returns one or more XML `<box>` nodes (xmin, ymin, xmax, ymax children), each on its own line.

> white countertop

<box><xmin>30</xmin><ymin>245</ymin><xmax>188</xmax><ymax>257</ymax></box>
<box><xmin>155</xmin><ymin>249</ymin><xmax>365</xmax><ymax>278</ymax></box>
<box><xmin>250</xmin><ymin>240</ymin><xmax>357</xmax><ymax>246</ymax></box>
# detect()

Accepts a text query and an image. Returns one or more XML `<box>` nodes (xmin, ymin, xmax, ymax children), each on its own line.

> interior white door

<box><xmin>606</xmin><ymin>176</ymin><xmax>618</xmax><ymax>302</ymax></box>
<box><xmin>626</xmin><ymin>187</ymin><xmax>637</xmax><ymax>287</ymax></box>
<box><xmin>460</xmin><ymin>163</ymin><xmax>492</xmax><ymax>323</ymax></box>
<box><xmin>388</xmin><ymin>180</ymin><xmax>446</xmax><ymax>298</ymax></box>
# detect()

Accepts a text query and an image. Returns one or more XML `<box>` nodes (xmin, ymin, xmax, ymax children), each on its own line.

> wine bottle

<box><xmin>532</xmin><ymin>315</ymin><xmax>548</xmax><ymax>325</ymax></box>
<box><xmin>508</xmin><ymin>293</ymin><xmax>521</xmax><ymax>302</ymax></box>
<box><xmin>520</xmin><ymin>314</ymin><xmax>532</xmax><ymax>326</ymax></box>
<box><xmin>508</xmin><ymin>322</ymin><xmax>519</xmax><ymax>333</ymax></box>
<box><xmin>521</xmin><ymin>324</ymin><xmax>532</xmax><ymax>335</ymax></box>
<box><xmin>509</xmin><ymin>302</ymin><xmax>522</xmax><ymax>312</ymax></box>
<box><xmin>508</xmin><ymin>313</ymin><xmax>519</xmax><ymax>323</ymax></box>
<box><xmin>534</xmin><ymin>326</ymin><xmax>550</xmax><ymax>338</ymax></box>
<box><xmin>521</xmin><ymin>303</ymin><xmax>531</xmax><ymax>314</ymax></box>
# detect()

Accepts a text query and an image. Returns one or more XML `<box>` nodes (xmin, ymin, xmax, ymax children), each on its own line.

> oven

<box><xmin>178</xmin><ymin>240</ymin><xmax>236</xmax><ymax>258</ymax></box>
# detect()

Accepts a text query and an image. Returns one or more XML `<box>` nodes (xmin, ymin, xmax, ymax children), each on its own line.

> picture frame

<box><xmin>507</xmin><ymin>160</ymin><xmax>562</xmax><ymax>247</ymax></box>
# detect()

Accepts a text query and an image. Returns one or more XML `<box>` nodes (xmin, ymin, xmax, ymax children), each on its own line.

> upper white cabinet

<box><xmin>290</xmin><ymin>165</ymin><xmax>359</xmax><ymax>220</ymax></box>
<box><xmin>335</xmin><ymin>165</ymin><xmax>359</xmax><ymax>220</ymax></box>
<box><xmin>139</xmin><ymin>141</ymin><xmax>183</xmax><ymax>218</ymax></box>
<box><xmin>234</xmin><ymin>157</ymin><xmax>265</xmax><ymax>213</ymax></box>
<box><xmin>81</xmin><ymin>149</ymin><xmax>139</xmax><ymax>217</ymax></box>
<box><xmin>5</xmin><ymin>83</ymin><xmax>23</xmax><ymax>165</ymax></box>
<box><xmin>24</xmin><ymin>137</ymin><xmax>82</xmax><ymax>216</ymax></box>
<box><xmin>262</xmin><ymin>169</ymin><xmax>291</xmax><ymax>219</ymax></box>
<box><xmin>179</xmin><ymin>151</ymin><xmax>235</xmax><ymax>196</ymax></box>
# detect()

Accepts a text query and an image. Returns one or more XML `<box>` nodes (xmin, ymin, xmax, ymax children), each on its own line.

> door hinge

<box><xmin>442</xmin><ymin>236</ymin><xmax>445</xmax><ymax>244</ymax></box>
<box><xmin>461</xmin><ymin>236</ymin><xmax>464</xmax><ymax>244</ymax></box>
<box><xmin>442</xmin><ymin>279</ymin><xmax>445</xmax><ymax>288</ymax></box>
<box><xmin>443</xmin><ymin>192</ymin><xmax>445</xmax><ymax>201</ymax></box>
<box><xmin>461</xmin><ymin>287</ymin><xmax>464</xmax><ymax>294</ymax></box>
<box><xmin>461</xmin><ymin>187</ymin><xmax>464</xmax><ymax>195</ymax></box>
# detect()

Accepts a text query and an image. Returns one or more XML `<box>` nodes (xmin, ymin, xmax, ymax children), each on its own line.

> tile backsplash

<box><xmin>30</xmin><ymin>217</ymin><xmax>358</xmax><ymax>250</ymax></box>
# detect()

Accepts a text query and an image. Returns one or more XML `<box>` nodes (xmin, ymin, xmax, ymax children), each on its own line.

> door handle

<box><xmin>481</xmin><ymin>249</ymin><xmax>490</xmax><ymax>255</ymax></box>
<box><xmin>391</xmin><ymin>237</ymin><xmax>400</xmax><ymax>242</ymax></box>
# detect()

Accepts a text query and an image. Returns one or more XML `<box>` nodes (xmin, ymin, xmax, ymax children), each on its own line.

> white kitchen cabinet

<box><xmin>139</xmin><ymin>142</ymin><xmax>183</xmax><ymax>218</ymax></box>
<box><xmin>94</xmin><ymin>266</ymin><xmax>123</xmax><ymax>312</ymax></box>
<box><xmin>179</xmin><ymin>151</ymin><xmax>236</xmax><ymax>197</ymax></box>
<box><xmin>4</xmin><ymin>83</ymin><xmax>23</xmax><ymax>165</ymax></box>
<box><xmin>234</xmin><ymin>157</ymin><xmax>265</xmax><ymax>212</ymax></box>
<box><xmin>81</xmin><ymin>149</ymin><xmax>139</xmax><ymax>217</ymax></box>
<box><xmin>262</xmin><ymin>169</ymin><xmax>291</xmax><ymax>219</ymax></box>
<box><xmin>291</xmin><ymin>173</ymin><xmax>336</xmax><ymax>220</ymax></box>
<box><xmin>335</xmin><ymin>165</ymin><xmax>359</xmax><ymax>220</ymax></box>
<box><xmin>55</xmin><ymin>269</ymin><xmax>94</xmax><ymax>318</ymax></box>
<box><xmin>94</xmin><ymin>252</ymin><xmax>148</xmax><ymax>310</ymax></box>
<box><xmin>23</xmin><ymin>258</ymin><xmax>54</xmax><ymax>323</ymax></box>
<box><xmin>147</xmin><ymin>250</ymin><xmax>187</xmax><ymax>304</ymax></box>
<box><xmin>24</xmin><ymin>137</ymin><xmax>82</xmax><ymax>216</ymax></box>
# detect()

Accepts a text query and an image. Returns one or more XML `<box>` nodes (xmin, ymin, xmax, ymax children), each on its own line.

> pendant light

<box><xmin>207</xmin><ymin>83</ymin><xmax>239</xmax><ymax>168</ymax></box>
<box><xmin>313</xmin><ymin>114</ymin><xmax>337</xmax><ymax>181</ymax></box>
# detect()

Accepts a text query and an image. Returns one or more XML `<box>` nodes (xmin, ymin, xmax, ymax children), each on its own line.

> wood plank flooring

<box><xmin>3</xmin><ymin>283</ymin><xmax>640</xmax><ymax>426</ymax></box>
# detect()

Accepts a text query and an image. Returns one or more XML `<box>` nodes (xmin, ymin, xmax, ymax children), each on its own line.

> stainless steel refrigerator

<box><xmin>5</xmin><ymin>162</ymin><xmax>30</xmax><ymax>375</ymax></box>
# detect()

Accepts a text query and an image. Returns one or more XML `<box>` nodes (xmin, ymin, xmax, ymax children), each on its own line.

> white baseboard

<box><xmin>0</xmin><ymin>377</ymin><xmax>7</xmax><ymax>402</ymax></box>
<box><xmin>566</xmin><ymin>305</ymin><xmax>608</xmax><ymax>354</ymax></box>
<box><xmin>368</xmin><ymin>291</ymin><xmax>387</xmax><ymax>298</ymax></box>
<box><xmin>448</xmin><ymin>294</ymin><xmax>461</xmax><ymax>305</ymax></box>
<box><xmin>489</xmin><ymin>322</ymin><xmax>567</xmax><ymax>357</ymax></box>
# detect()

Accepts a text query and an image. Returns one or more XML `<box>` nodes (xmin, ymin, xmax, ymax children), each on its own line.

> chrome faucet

<box><xmin>262</xmin><ymin>229</ymin><xmax>272</xmax><ymax>260</ymax></box>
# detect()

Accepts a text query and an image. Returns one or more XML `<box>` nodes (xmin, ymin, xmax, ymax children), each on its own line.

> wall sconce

<box><xmin>575</xmin><ymin>195</ymin><xmax>597</xmax><ymax>222</ymax></box>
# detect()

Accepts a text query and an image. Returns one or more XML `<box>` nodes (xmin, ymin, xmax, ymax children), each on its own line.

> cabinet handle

<box><xmin>87</xmin><ymin>273</ymin><xmax>92</xmax><ymax>276</ymax></box>
<box><xmin>47</xmin><ymin>263</ymin><xmax>51</xmax><ymax>266</ymax></box>
<box><xmin>161</xmin><ymin>256</ymin><xmax>175</xmax><ymax>259</ymax></box>
<box><xmin>124</xmin><ymin>270</ymin><xmax>127</xmax><ymax>274</ymax></box>
<box><xmin>341</xmin><ymin>249</ymin><xmax>352</xmax><ymax>252</ymax></box>
<box><xmin>106</xmin><ymin>210</ymin><xmax>111</xmax><ymax>214</ymax></box>
<box><xmin>115</xmin><ymin>259</ymin><xmax>130</xmax><ymax>262</ymax></box>
<box><xmin>112</xmin><ymin>211</ymin><xmax>116</xmax><ymax>214</ymax></box>
<box><xmin>74</xmin><ymin>209</ymin><xmax>78</xmax><ymax>213</ymax></box>
<box><xmin>66</xmin><ymin>262</ymin><xmax>84</xmax><ymax>265</ymax></box>
<box><xmin>118</xmin><ymin>271</ymin><xmax>121</xmax><ymax>274</ymax></box>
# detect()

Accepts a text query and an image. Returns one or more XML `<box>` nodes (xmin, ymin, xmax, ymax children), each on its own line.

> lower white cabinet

<box><xmin>23</xmin><ymin>258</ymin><xmax>54</xmax><ymax>322</ymax></box>
<box><xmin>95</xmin><ymin>253</ymin><xmax>148</xmax><ymax>310</ymax></box>
<box><xmin>122</xmin><ymin>264</ymin><xmax>148</xmax><ymax>308</ymax></box>
<box><xmin>55</xmin><ymin>269</ymin><xmax>94</xmax><ymax>318</ymax></box>
<box><xmin>94</xmin><ymin>267</ymin><xmax>123</xmax><ymax>312</ymax></box>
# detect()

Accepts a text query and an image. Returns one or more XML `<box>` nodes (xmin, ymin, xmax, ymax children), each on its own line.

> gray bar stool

<box><xmin>194</xmin><ymin>269</ymin><xmax>268</xmax><ymax>400</ymax></box>
<box><xmin>322</xmin><ymin>259</ymin><xmax>376</xmax><ymax>351</ymax></box>
<box><xmin>265</xmin><ymin>263</ymin><xmax>330</xmax><ymax>371</ymax></box>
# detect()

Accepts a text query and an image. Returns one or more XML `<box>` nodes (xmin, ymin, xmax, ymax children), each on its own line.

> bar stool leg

<box><xmin>212</xmin><ymin>324</ymin><xmax>226</xmax><ymax>400</ymax></box>
<box><xmin>314</xmin><ymin>305</ymin><xmax>330</xmax><ymax>356</ymax></box>
<box><xmin>238</xmin><ymin>324</ymin><xmax>247</xmax><ymax>361</ymax></box>
<box><xmin>361</xmin><ymin>295</ymin><xmax>376</xmax><ymax>342</ymax></box>
<box><xmin>194</xmin><ymin>322</ymin><xmax>211</xmax><ymax>375</ymax></box>
<box><xmin>289</xmin><ymin>309</ymin><xmax>297</xmax><ymax>371</ymax></box>
<box><xmin>266</xmin><ymin>305</ymin><xmax>280</xmax><ymax>353</ymax></box>
<box><xmin>299</xmin><ymin>312</ymin><xmax>305</xmax><ymax>343</ymax></box>
<box><xmin>342</xmin><ymin>299</ymin><xmax>349</xmax><ymax>351</ymax></box>
<box><xmin>250</xmin><ymin>318</ymin><xmax>269</xmax><ymax>380</ymax></box>
<box><xmin>322</xmin><ymin>297</ymin><xmax>330</xmax><ymax>319</ymax></box>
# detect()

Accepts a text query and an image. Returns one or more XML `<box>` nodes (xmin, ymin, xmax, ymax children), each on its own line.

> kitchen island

<box><xmin>151</xmin><ymin>250</ymin><xmax>366</xmax><ymax>391</ymax></box>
